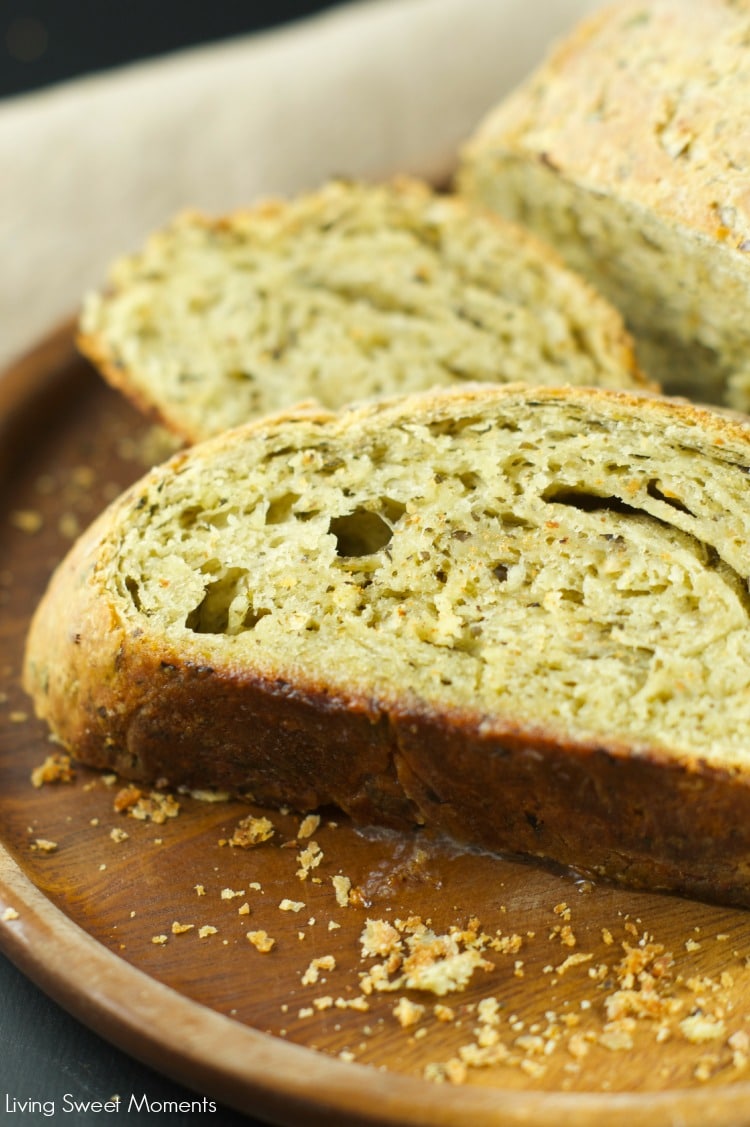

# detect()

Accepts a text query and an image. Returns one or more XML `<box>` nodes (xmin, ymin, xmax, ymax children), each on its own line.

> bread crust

<box><xmin>458</xmin><ymin>0</ymin><xmax>750</xmax><ymax>408</ymax></box>
<box><xmin>23</xmin><ymin>383</ymin><xmax>750</xmax><ymax>906</ymax></box>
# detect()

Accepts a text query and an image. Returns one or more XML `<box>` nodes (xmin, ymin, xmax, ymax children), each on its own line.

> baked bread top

<box><xmin>77</xmin><ymin>178</ymin><xmax>647</xmax><ymax>443</ymax></box>
<box><xmin>461</xmin><ymin>0</ymin><xmax>750</xmax><ymax>249</ymax></box>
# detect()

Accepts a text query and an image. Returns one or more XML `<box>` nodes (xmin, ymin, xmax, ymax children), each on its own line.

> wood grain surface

<box><xmin>4</xmin><ymin>325</ymin><xmax>750</xmax><ymax>1126</ymax></box>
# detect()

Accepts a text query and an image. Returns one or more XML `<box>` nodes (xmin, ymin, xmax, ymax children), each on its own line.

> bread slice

<box><xmin>77</xmin><ymin>178</ymin><xmax>648</xmax><ymax>443</ymax></box>
<box><xmin>458</xmin><ymin>0</ymin><xmax>750</xmax><ymax>409</ymax></box>
<box><xmin>23</xmin><ymin>382</ymin><xmax>750</xmax><ymax>906</ymax></box>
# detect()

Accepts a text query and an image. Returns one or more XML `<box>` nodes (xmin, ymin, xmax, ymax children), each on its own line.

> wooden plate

<box><xmin>3</xmin><ymin>324</ymin><xmax>750</xmax><ymax>1127</ymax></box>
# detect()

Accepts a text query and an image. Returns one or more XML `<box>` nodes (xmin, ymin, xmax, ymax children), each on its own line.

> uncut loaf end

<box><xmin>77</xmin><ymin>178</ymin><xmax>648</xmax><ymax>443</ymax></box>
<box><xmin>23</xmin><ymin>383</ymin><xmax>750</xmax><ymax>906</ymax></box>
<box><xmin>458</xmin><ymin>0</ymin><xmax>750</xmax><ymax>410</ymax></box>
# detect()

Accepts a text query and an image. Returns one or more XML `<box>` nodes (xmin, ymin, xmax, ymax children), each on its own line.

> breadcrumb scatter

<box><xmin>247</xmin><ymin>931</ymin><xmax>275</xmax><ymax>953</ymax></box>
<box><xmin>279</xmin><ymin>899</ymin><xmax>305</xmax><ymax>913</ymax></box>
<box><xmin>109</xmin><ymin>827</ymin><xmax>129</xmax><ymax>843</ymax></box>
<box><xmin>171</xmin><ymin>921</ymin><xmax>194</xmax><ymax>935</ymax></box>
<box><xmin>301</xmin><ymin>955</ymin><xmax>336</xmax><ymax>986</ymax></box>
<box><xmin>151</xmin><ymin>935</ymin><xmax>168</xmax><ymax>945</ymax></box>
<box><xmin>194</xmin><ymin>884</ymin><xmax>205</xmax><ymax>897</ymax></box>
<box><xmin>114</xmin><ymin>786</ymin><xmax>179</xmax><ymax>823</ymax></box>
<box><xmin>226</xmin><ymin>814</ymin><xmax>275</xmax><ymax>848</ymax></box>
<box><xmin>198</xmin><ymin>925</ymin><xmax>218</xmax><ymax>938</ymax></box>
<box><xmin>30</xmin><ymin>753</ymin><xmax>75</xmax><ymax>788</ymax></box>
<box><xmin>30</xmin><ymin>839</ymin><xmax>58</xmax><ymax>853</ymax></box>
<box><xmin>296</xmin><ymin>841</ymin><xmax>323</xmax><ymax>880</ymax></box>
<box><xmin>2</xmin><ymin>907</ymin><xmax>19</xmax><ymax>921</ymax></box>
<box><xmin>359</xmin><ymin>917</ymin><xmax>492</xmax><ymax>997</ymax></box>
<box><xmin>221</xmin><ymin>888</ymin><xmax>244</xmax><ymax>900</ymax></box>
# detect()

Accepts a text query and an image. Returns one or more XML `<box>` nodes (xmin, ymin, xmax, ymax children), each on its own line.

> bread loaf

<box><xmin>78</xmin><ymin>178</ymin><xmax>647</xmax><ymax>443</ymax></box>
<box><xmin>23</xmin><ymin>382</ymin><xmax>750</xmax><ymax>906</ymax></box>
<box><xmin>458</xmin><ymin>0</ymin><xmax>750</xmax><ymax>409</ymax></box>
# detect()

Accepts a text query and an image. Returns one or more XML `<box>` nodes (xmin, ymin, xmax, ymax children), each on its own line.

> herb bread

<box><xmin>23</xmin><ymin>383</ymin><xmax>750</xmax><ymax>906</ymax></box>
<box><xmin>77</xmin><ymin>178</ymin><xmax>647</xmax><ymax>443</ymax></box>
<box><xmin>458</xmin><ymin>0</ymin><xmax>750</xmax><ymax>409</ymax></box>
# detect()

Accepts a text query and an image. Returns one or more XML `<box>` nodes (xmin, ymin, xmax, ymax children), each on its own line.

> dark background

<box><xmin>1</xmin><ymin>1</ymin><xmax>348</xmax><ymax>99</ymax></box>
<box><xmin>2</xmin><ymin>5</ymin><xmax>352</xmax><ymax>1121</ymax></box>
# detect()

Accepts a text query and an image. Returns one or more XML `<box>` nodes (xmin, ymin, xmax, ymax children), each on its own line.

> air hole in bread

<box><xmin>541</xmin><ymin>486</ymin><xmax>643</xmax><ymax>516</ymax></box>
<box><xmin>265</xmin><ymin>493</ymin><xmax>301</xmax><ymax>524</ymax></box>
<box><xmin>646</xmin><ymin>478</ymin><xmax>695</xmax><ymax>515</ymax></box>
<box><xmin>186</xmin><ymin>567</ymin><xmax>254</xmax><ymax>634</ymax></box>
<box><xmin>329</xmin><ymin>499</ymin><xmax>406</xmax><ymax>558</ymax></box>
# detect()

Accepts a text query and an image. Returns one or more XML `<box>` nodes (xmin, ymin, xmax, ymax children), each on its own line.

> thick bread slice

<box><xmin>77</xmin><ymin>178</ymin><xmax>648</xmax><ymax>443</ymax></box>
<box><xmin>23</xmin><ymin>383</ymin><xmax>750</xmax><ymax>906</ymax></box>
<box><xmin>458</xmin><ymin>0</ymin><xmax>750</xmax><ymax>410</ymax></box>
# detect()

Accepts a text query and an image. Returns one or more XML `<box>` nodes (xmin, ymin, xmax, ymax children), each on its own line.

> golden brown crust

<box><xmin>464</xmin><ymin>0</ymin><xmax>750</xmax><ymax>248</ymax></box>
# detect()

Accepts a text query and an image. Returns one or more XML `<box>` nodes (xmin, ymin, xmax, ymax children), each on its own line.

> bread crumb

<box><xmin>394</xmin><ymin>997</ymin><xmax>425</xmax><ymax>1028</ymax></box>
<box><xmin>332</xmin><ymin>875</ymin><xmax>352</xmax><ymax>907</ymax></box>
<box><xmin>151</xmin><ymin>935</ymin><xmax>168</xmax><ymax>945</ymax></box>
<box><xmin>169</xmin><ymin>919</ymin><xmax>192</xmax><ymax>937</ymax></box>
<box><xmin>186</xmin><ymin>788</ymin><xmax>230</xmax><ymax>802</ymax></box>
<box><xmin>555</xmin><ymin>953</ymin><xmax>593</xmax><ymax>975</ymax></box>
<box><xmin>114</xmin><ymin>786</ymin><xmax>179</xmax><ymax>822</ymax></box>
<box><xmin>488</xmin><ymin>932</ymin><xmax>523</xmax><ymax>954</ymax></box>
<box><xmin>359</xmin><ymin>917</ymin><xmax>493</xmax><ymax>997</ymax></box>
<box><xmin>220</xmin><ymin>888</ymin><xmax>244</xmax><ymax>900</ymax></box>
<box><xmin>238</xmin><ymin>902</ymin><xmax>250</xmax><ymax>916</ymax></box>
<box><xmin>10</xmin><ymin>509</ymin><xmax>43</xmax><ymax>533</ymax></box>
<box><xmin>2</xmin><ymin>907</ymin><xmax>19</xmax><ymax>921</ymax></box>
<box><xmin>301</xmin><ymin>955</ymin><xmax>336</xmax><ymax>985</ymax></box>
<box><xmin>247</xmin><ymin>930</ymin><xmax>275</xmax><ymax>953</ymax></box>
<box><xmin>298</xmin><ymin>814</ymin><xmax>320</xmax><ymax>839</ymax></box>
<box><xmin>198</xmin><ymin>925</ymin><xmax>218</xmax><ymax>939</ymax></box>
<box><xmin>227</xmin><ymin>814</ymin><xmax>274</xmax><ymax>848</ymax></box>
<box><xmin>30</xmin><ymin>753</ymin><xmax>75</xmax><ymax>788</ymax></box>
<box><xmin>296</xmin><ymin>841</ymin><xmax>323</xmax><ymax>881</ymax></box>
<box><xmin>279</xmin><ymin>899</ymin><xmax>305</xmax><ymax>913</ymax></box>
<box><xmin>30</xmin><ymin>839</ymin><xmax>58</xmax><ymax>853</ymax></box>
<box><xmin>334</xmin><ymin>995</ymin><xmax>370</xmax><ymax>1012</ymax></box>
<box><xmin>109</xmin><ymin>827</ymin><xmax>129</xmax><ymax>843</ymax></box>
<box><xmin>680</xmin><ymin>1013</ymin><xmax>726</xmax><ymax>1043</ymax></box>
<box><xmin>194</xmin><ymin>884</ymin><xmax>205</xmax><ymax>896</ymax></box>
<box><xmin>58</xmin><ymin>513</ymin><xmax>80</xmax><ymax>540</ymax></box>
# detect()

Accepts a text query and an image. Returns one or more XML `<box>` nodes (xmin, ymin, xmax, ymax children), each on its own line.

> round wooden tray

<box><xmin>3</xmin><ymin>324</ymin><xmax>750</xmax><ymax>1126</ymax></box>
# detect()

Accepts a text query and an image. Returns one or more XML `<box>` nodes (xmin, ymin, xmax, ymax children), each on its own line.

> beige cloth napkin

<box><xmin>0</xmin><ymin>0</ymin><xmax>602</xmax><ymax>372</ymax></box>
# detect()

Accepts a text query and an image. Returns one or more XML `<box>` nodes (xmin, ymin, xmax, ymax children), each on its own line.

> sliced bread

<box><xmin>458</xmin><ymin>0</ymin><xmax>750</xmax><ymax>409</ymax></box>
<box><xmin>22</xmin><ymin>382</ymin><xmax>750</xmax><ymax>906</ymax></box>
<box><xmin>77</xmin><ymin>178</ymin><xmax>647</xmax><ymax>443</ymax></box>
